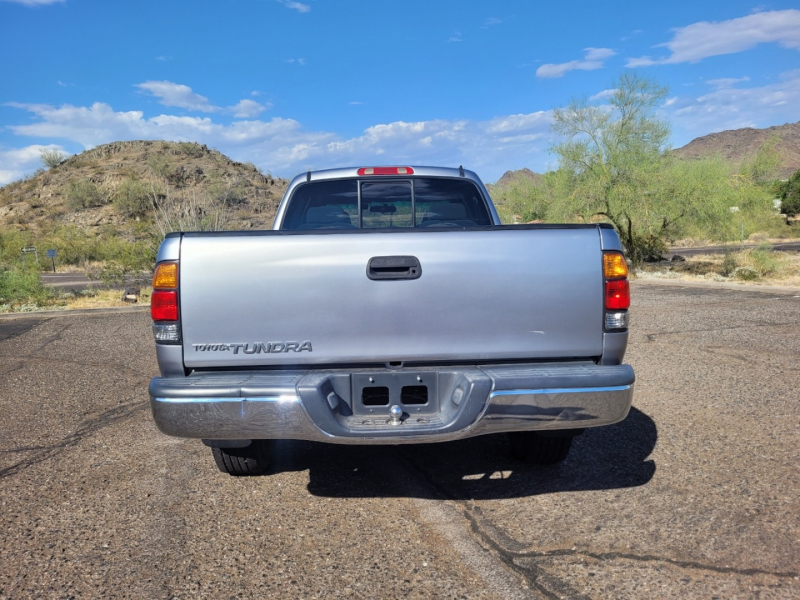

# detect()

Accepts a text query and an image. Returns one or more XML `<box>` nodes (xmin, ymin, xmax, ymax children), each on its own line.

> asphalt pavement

<box><xmin>39</xmin><ymin>273</ymin><xmax>150</xmax><ymax>291</ymax></box>
<box><xmin>0</xmin><ymin>284</ymin><xmax>798</xmax><ymax>598</ymax></box>
<box><xmin>668</xmin><ymin>240</ymin><xmax>800</xmax><ymax>257</ymax></box>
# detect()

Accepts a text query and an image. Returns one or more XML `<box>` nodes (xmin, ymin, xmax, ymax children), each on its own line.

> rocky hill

<box><xmin>0</xmin><ymin>140</ymin><xmax>288</xmax><ymax>237</ymax></box>
<box><xmin>674</xmin><ymin>121</ymin><xmax>800</xmax><ymax>179</ymax></box>
<box><xmin>493</xmin><ymin>167</ymin><xmax>541</xmax><ymax>188</ymax></box>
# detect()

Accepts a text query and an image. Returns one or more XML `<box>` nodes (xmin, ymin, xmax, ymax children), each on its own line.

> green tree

<box><xmin>492</xmin><ymin>175</ymin><xmax>547</xmax><ymax>223</ymax></box>
<box><xmin>550</xmin><ymin>73</ymin><xmax>677</xmax><ymax>262</ymax></box>
<box><xmin>776</xmin><ymin>169</ymin><xmax>800</xmax><ymax>217</ymax></box>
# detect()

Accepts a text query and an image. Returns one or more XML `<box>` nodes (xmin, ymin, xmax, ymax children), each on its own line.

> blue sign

<box><xmin>46</xmin><ymin>249</ymin><xmax>57</xmax><ymax>258</ymax></box>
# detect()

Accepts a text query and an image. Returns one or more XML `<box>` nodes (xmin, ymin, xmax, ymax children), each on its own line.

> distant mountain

<box><xmin>486</xmin><ymin>168</ymin><xmax>542</xmax><ymax>196</ymax></box>
<box><xmin>674</xmin><ymin>121</ymin><xmax>800</xmax><ymax>179</ymax></box>
<box><xmin>0</xmin><ymin>140</ymin><xmax>288</xmax><ymax>237</ymax></box>
<box><xmin>494</xmin><ymin>168</ymin><xmax>542</xmax><ymax>187</ymax></box>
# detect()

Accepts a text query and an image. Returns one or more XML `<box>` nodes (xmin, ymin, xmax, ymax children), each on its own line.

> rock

<box><xmin>122</xmin><ymin>287</ymin><xmax>141</xmax><ymax>303</ymax></box>
<box><xmin>671</xmin><ymin>255</ymin><xmax>687</xmax><ymax>262</ymax></box>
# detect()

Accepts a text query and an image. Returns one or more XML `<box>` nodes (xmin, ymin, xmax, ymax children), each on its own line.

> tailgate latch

<box><xmin>367</xmin><ymin>255</ymin><xmax>422</xmax><ymax>281</ymax></box>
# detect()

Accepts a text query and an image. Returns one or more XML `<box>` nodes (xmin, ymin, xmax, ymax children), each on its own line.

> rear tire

<box><xmin>211</xmin><ymin>440</ymin><xmax>274</xmax><ymax>476</ymax></box>
<box><xmin>508</xmin><ymin>431</ymin><xmax>573</xmax><ymax>465</ymax></box>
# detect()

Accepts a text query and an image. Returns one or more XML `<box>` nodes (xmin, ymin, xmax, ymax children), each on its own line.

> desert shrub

<box><xmin>0</xmin><ymin>229</ymin><xmax>35</xmax><ymax>265</ymax></box>
<box><xmin>9</xmin><ymin>224</ymin><xmax>158</xmax><ymax>272</ymax></box>
<box><xmin>721</xmin><ymin>251</ymin><xmax>737</xmax><ymax>276</ymax></box>
<box><xmin>215</xmin><ymin>184</ymin><xmax>247</xmax><ymax>207</ymax></box>
<box><xmin>151</xmin><ymin>184</ymin><xmax>229</xmax><ymax>236</ymax></box>
<box><xmin>147</xmin><ymin>154</ymin><xmax>171</xmax><ymax>178</ymax></box>
<box><xmin>176</xmin><ymin>142</ymin><xmax>204</xmax><ymax>158</ymax></box>
<box><xmin>114</xmin><ymin>178</ymin><xmax>152</xmax><ymax>218</ymax></box>
<box><xmin>748</xmin><ymin>244</ymin><xmax>784</xmax><ymax>277</ymax></box>
<box><xmin>65</xmin><ymin>180</ymin><xmax>105</xmax><ymax>210</ymax></box>
<box><xmin>40</xmin><ymin>148</ymin><xmax>67</xmax><ymax>169</ymax></box>
<box><xmin>0</xmin><ymin>265</ymin><xmax>53</xmax><ymax>306</ymax></box>
<box><xmin>733</xmin><ymin>266</ymin><xmax>759</xmax><ymax>281</ymax></box>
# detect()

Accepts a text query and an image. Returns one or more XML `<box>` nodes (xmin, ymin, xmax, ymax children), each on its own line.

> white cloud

<box><xmin>0</xmin><ymin>0</ymin><xmax>64</xmax><ymax>5</ymax></box>
<box><xmin>449</xmin><ymin>31</ymin><xmax>463</xmax><ymax>43</ymax></box>
<box><xmin>625</xmin><ymin>56</ymin><xmax>659</xmax><ymax>68</ymax></box>
<box><xmin>230</xmin><ymin>99</ymin><xmax>269</xmax><ymax>118</ymax></box>
<box><xmin>286</xmin><ymin>58</ymin><xmax>307</xmax><ymax>65</ymax></box>
<box><xmin>536</xmin><ymin>47</ymin><xmax>616</xmax><ymax>78</ymax></box>
<box><xmin>589</xmin><ymin>88</ymin><xmax>617</xmax><ymax>101</ymax></box>
<box><xmin>484</xmin><ymin>17</ymin><xmax>503</xmax><ymax>27</ymax></box>
<box><xmin>136</xmin><ymin>81</ymin><xmax>219</xmax><ymax>113</ymax></box>
<box><xmin>3</xmin><ymin>101</ymin><xmax>555</xmax><ymax>182</ymax></box>
<box><xmin>705</xmin><ymin>76</ymin><xmax>751</xmax><ymax>89</ymax></box>
<box><xmin>276</xmin><ymin>0</ymin><xmax>310</xmax><ymax>13</ymax></box>
<box><xmin>583</xmin><ymin>47</ymin><xmax>615</xmax><ymax>61</ymax></box>
<box><xmin>0</xmin><ymin>144</ymin><xmax>68</xmax><ymax>185</ymax></box>
<box><xmin>626</xmin><ymin>9</ymin><xmax>800</xmax><ymax>67</ymax></box>
<box><xmin>668</xmin><ymin>69</ymin><xmax>800</xmax><ymax>143</ymax></box>
<box><xmin>620</xmin><ymin>29</ymin><xmax>644</xmax><ymax>42</ymax></box>
<box><xmin>134</xmin><ymin>81</ymin><xmax>268</xmax><ymax>117</ymax></box>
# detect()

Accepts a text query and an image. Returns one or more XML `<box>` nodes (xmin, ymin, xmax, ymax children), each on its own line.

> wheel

<box><xmin>508</xmin><ymin>431</ymin><xmax>573</xmax><ymax>465</ymax></box>
<box><xmin>211</xmin><ymin>440</ymin><xmax>274</xmax><ymax>476</ymax></box>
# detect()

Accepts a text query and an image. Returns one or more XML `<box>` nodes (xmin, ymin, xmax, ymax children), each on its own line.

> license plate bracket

<box><xmin>351</xmin><ymin>372</ymin><xmax>440</xmax><ymax>416</ymax></box>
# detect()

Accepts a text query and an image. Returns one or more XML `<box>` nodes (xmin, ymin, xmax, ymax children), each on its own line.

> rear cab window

<box><xmin>281</xmin><ymin>178</ymin><xmax>492</xmax><ymax>230</ymax></box>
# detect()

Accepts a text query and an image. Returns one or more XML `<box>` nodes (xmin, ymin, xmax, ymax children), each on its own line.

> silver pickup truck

<box><xmin>148</xmin><ymin>166</ymin><xmax>634</xmax><ymax>475</ymax></box>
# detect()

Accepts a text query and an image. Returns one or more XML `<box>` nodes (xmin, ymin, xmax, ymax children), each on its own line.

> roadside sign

<box><xmin>46</xmin><ymin>249</ymin><xmax>57</xmax><ymax>273</ymax></box>
<box><xmin>20</xmin><ymin>246</ymin><xmax>39</xmax><ymax>266</ymax></box>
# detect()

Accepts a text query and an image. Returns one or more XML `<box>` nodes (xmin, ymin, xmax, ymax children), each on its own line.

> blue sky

<box><xmin>1</xmin><ymin>0</ymin><xmax>798</xmax><ymax>185</ymax></box>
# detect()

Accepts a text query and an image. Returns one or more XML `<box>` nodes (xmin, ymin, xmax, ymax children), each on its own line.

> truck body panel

<box><xmin>179</xmin><ymin>226</ymin><xmax>605</xmax><ymax>369</ymax></box>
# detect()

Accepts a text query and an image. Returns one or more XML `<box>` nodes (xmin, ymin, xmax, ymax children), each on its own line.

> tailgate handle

<box><xmin>367</xmin><ymin>256</ymin><xmax>422</xmax><ymax>280</ymax></box>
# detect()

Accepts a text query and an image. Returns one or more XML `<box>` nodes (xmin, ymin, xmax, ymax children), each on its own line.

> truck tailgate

<box><xmin>179</xmin><ymin>227</ymin><xmax>604</xmax><ymax>368</ymax></box>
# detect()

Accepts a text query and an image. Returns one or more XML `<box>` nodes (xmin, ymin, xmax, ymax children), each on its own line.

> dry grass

<box><xmin>0</xmin><ymin>287</ymin><xmax>152</xmax><ymax>314</ymax></box>
<box><xmin>635</xmin><ymin>248</ymin><xmax>800</xmax><ymax>288</ymax></box>
<box><xmin>59</xmin><ymin>287</ymin><xmax>152</xmax><ymax>310</ymax></box>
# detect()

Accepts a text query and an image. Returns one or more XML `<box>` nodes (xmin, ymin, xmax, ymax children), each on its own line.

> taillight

<box><xmin>152</xmin><ymin>262</ymin><xmax>178</xmax><ymax>288</ymax></box>
<box><xmin>357</xmin><ymin>167</ymin><xmax>415</xmax><ymax>176</ymax></box>
<box><xmin>151</xmin><ymin>261</ymin><xmax>181</xmax><ymax>343</ymax></box>
<box><xmin>603</xmin><ymin>251</ymin><xmax>630</xmax><ymax>330</ymax></box>
<box><xmin>151</xmin><ymin>290</ymin><xmax>179</xmax><ymax>321</ymax></box>
<box><xmin>603</xmin><ymin>253</ymin><xmax>628</xmax><ymax>279</ymax></box>
<box><xmin>605</xmin><ymin>280</ymin><xmax>630</xmax><ymax>310</ymax></box>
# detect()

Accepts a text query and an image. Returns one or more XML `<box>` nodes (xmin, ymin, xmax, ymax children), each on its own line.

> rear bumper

<box><xmin>149</xmin><ymin>363</ymin><xmax>634</xmax><ymax>445</ymax></box>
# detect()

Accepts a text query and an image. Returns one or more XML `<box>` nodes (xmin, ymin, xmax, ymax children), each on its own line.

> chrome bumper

<box><xmin>149</xmin><ymin>364</ymin><xmax>634</xmax><ymax>445</ymax></box>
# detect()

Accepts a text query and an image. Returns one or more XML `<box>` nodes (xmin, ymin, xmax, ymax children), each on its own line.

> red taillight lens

<box><xmin>357</xmin><ymin>167</ymin><xmax>414</xmax><ymax>176</ymax></box>
<box><xmin>605</xmin><ymin>280</ymin><xmax>630</xmax><ymax>310</ymax></box>
<box><xmin>151</xmin><ymin>290</ymin><xmax>179</xmax><ymax>321</ymax></box>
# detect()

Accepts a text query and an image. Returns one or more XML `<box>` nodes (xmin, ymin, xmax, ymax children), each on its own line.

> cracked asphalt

<box><xmin>0</xmin><ymin>283</ymin><xmax>798</xmax><ymax>599</ymax></box>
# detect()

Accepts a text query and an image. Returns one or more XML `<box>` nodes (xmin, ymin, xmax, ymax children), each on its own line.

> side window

<box><xmin>361</xmin><ymin>181</ymin><xmax>413</xmax><ymax>228</ymax></box>
<box><xmin>282</xmin><ymin>180</ymin><xmax>358</xmax><ymax>230</ymax></box>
